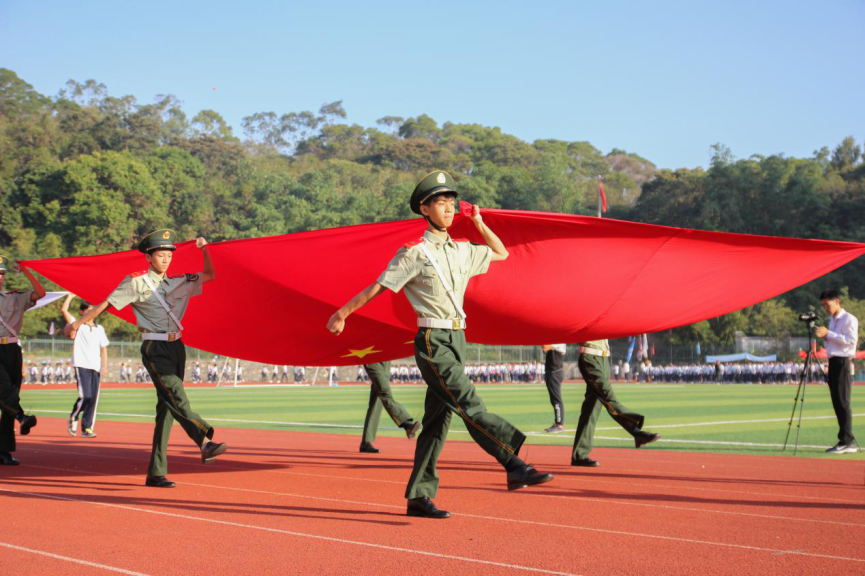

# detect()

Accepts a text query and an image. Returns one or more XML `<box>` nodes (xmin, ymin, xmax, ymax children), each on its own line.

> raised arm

<box><xmin>61</xmin><ymin>293</ymin><xmax>76</xmax><ymax>324</ymax></box>
<box><xmin>20</xmin><ymin>266</ymin><xmax>47</xmax><ymax>302</ymax></box>
<box><xmin>196</xmin><ymin>237</ymin><xmax>215</xmax><ymax>283</ymax></box>
<box><xmin>64</xmin><ymin>301</ymin><xmax>111</xmax><ymax>340</ymax></box>
<box><xmin>326</xmin><ymin>282</ymin><xmax>387</xmax><ymax>336</ymax></box>
<box><xmin>467</xmin><ymin>204</ymin><xmax>509</xmax><ymax>262</ymax></box>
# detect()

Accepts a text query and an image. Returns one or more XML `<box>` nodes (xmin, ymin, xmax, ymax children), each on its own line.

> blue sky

<box><xmin>2</xmin><ymin>0</ymin><xmax>863</xmax><ymax>169</ymax></box>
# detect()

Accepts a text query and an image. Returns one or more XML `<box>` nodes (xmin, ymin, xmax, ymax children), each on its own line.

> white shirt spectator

<box><xmin>68</xmin><ymin>314</ymin><xmax>110</xmax><ymax>371</ymax></box>
<box><xmin>825</xmin><ymin>309</ymin><xmax>859</xmax><ymax>358</ymax></box>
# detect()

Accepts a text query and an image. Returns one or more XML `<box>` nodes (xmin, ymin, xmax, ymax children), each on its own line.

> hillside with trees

<box><xmin>1</xmin><ymin>68</ymin><xmax>862</xmax><ymax>344</ymax></box>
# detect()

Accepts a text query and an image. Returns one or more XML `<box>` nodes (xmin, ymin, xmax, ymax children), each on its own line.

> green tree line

<box><xmin>1</xmin><ymin>69</ymin><xmax>862</xmax><ymax>345</ymax></box>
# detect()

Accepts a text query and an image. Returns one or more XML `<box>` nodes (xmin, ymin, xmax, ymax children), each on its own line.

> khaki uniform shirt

<box><xmin>107</xmin><ymin>269</ymin><xmax>203</xmax><ymax>333</ymax></box>
<box><xmin>579</xmin><ymin>339</ymin><xmax>610</xmax><ymax>352</ymax></box>
<box><xmin>0</xmin><ymin>290</ymin><xmax>34</xmax><ymax>338</ymax></box>
<box><xmin>377</xmin><ymin>230</ymin><xmax>492</xmax><ymax>320</ymax></box>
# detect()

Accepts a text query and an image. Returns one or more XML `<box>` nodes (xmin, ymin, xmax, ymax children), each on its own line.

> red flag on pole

<box><xmin>599</xmin><ymin>177</ymin><xmax>608</xmax><ymax>213</ymax></box>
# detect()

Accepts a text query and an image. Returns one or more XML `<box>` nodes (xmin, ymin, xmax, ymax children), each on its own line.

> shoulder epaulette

<box><xmin>403</xmin><ymin>237</ymin><xmax>424</xmax><ymax>250</ymax></box>
<box><xmin>451</xmin><ymin>237</ymin><xmax>469</xmax><ymax>243</ymax></box>
<box><xmin>130</xmin><ymin>270</ymin><xmax>148</xmax><ymax>278</ymax></box>
<box><xmin>4</xmin><ymin>289</ymin><xmax>23</xmax><ymax>294</ymax></box>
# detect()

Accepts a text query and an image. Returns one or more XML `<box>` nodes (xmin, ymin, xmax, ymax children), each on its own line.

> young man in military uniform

<box><xmin>328</xmin><ymin>170</ymin><xmax>553</xmax><ymax>519</ymax></box>
<box><xmin>542</xmin><ymin>344</ymin><xmax>567</xmax><ymax>433</ymax></box>
<box><xmin>571</xmin><ymin>339</ymin><xmax>660</xmax><ymax>467</ymax></box>
<box><xmin>64</xmin><ymin>230</ymin><xmax>227</xmax><ymax>487</ymax></box>
<box><xmin>359</xmin><ymin>361</ymin><xmax>421</xmax><ymax>453</ymax></box>
<box><xmin>0</xmin><ymin>255</ymin><xmax>44</xmax><ymax>465</ymax></box>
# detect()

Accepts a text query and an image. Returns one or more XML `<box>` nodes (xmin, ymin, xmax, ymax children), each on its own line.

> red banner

<box><xmin>20</xmin><ymin>203</ymin><xmax>865</xmax><ymax>365</ymax></box>
<box><xmin>798</xmin><ymin>349</ymin><xmax>865</xmax><ymax>359</ymax></box>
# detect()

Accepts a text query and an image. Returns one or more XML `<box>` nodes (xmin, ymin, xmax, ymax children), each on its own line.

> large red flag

<box><xmin>20</xmin><ymin>203</ymin><xmax>865</xmax><ymax>366</ymax></box>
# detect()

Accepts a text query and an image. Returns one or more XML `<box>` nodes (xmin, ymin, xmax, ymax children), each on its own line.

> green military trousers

<box><xmin>406</xmin><ymin>328</ymin><xmax>526</xmax><ymax>499</ymax></box>
<box><xmin>141</xmin><ymin>340</ymin><xmax>213</xmax><ymax>476</ymax></box>
<box><xmin>572</xmin><ymin>353</ymin><xmax>645</xmax><ymax>461</ymax></box>
<box><xmin>0</xmin><ymin>343</ymin><xmax>24</xmax><ymax>453</ymax></box>
<box><xmin>362</xmin><ymin>361</ymin><xmax>415</xmax><ymax>444</ymax></box>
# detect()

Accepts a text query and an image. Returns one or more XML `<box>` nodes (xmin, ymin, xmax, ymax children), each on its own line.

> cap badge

<box><xmin>436</xmin><ymin>172</ymin><xmax>446</xmax><ymax>184</ymax></box>
<box><xmin>162</xmin><ymin>231</ymin><xmax>171</xmax><ymax>239</ymax></box>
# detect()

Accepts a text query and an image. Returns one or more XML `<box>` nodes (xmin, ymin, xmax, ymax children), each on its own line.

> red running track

<box><xmin>1</xmin><ymin>418</ymin><xmax>864</xmax><ymax>575</ymax></box>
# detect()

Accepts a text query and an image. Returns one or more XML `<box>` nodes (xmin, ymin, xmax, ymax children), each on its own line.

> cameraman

<box><xmin>814</xmin><ymin>290</ymin><xmax>859</xmax><ymax>454</ymax></box>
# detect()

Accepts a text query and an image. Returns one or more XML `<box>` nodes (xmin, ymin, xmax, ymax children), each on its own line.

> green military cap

<box><xmin>0</xmin><ymin>255</ymin><xmax>9</xmax><ymax>273</ymax></box>
<box><xmin>138</xmin><ymin>229</ymin><xmax>177</xmax><ymax>253</ymax></box>
<box><xmin>410</xmin><ymin>170</ymin><xmax>458</xmax><ymax>215</ymax></box>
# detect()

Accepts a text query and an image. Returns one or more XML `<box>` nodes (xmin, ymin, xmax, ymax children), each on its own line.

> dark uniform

<box><xmin>543</xmin><ymin>344</ymin><xmax>566</xmax><ymax>431</ymax></box>
<box><xmin>359</xmin><ymin>361</ymin><xmax>420</xmax><ymax>452</ymax></box>
<box><xmin>104</xmin><ymin>230</ymin><xmax>225</xmax><ymax>486</ymax></box>
<box><xmin>0</xmin><ymin>255</ymin><xmax>38</xmax><ymax>465</ymax></box>
<box><xmin>571</xmin><ymin>339</ymin><xmax>659</xmax><ymax>466</ymax></box>
<box><xmin>374</xmin><ymin>171</ymin><xmax>553</xmax><ymax>517</ymax></box>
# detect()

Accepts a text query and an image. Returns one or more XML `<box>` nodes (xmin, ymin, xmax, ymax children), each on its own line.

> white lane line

<box><xmin>24</xmin><ymin>445</ymin><xmax>865</xmax><ymax>504</ymax></box>
<box><xmin>0</xmin><ymin>487</ymin><xmax>578</xmax><ymax>576</ymax></box>
<box><xmin>19</xmin><ymin>457</ymin><xmax>865</xmax><ymax>535</ymax></box>
<box><xmin>3</xmin><ymin>481</ymin><xmax>862</xmax><ymax>566</ymax></box>
<box><xmin>0</xmin><ymin>541</ymin><xmax>151</xmax><ymax>575</ymax></box>
<box><xmin>598</xmin><ymin>413</ymin><xmax>865</xmax><ymax>431</ymax></box>
<box><xmin>32</xmin><ymin>410</ymin><xmax>865</xmax><ymax>450</ymax></box>
<box><xmin>523</xmin><ymin>432</ymin><xmax>834</xmax><ymax>449</ymax></box>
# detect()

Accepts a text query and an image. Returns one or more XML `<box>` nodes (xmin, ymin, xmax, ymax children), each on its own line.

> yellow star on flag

<box><xmin>342</xmin><ymin>346</ymin><xmax>382</xmax><ymax>359</ymax></box>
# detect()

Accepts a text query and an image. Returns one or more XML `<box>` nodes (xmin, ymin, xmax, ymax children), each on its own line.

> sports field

<box><xmin>4</xmin><ymin>381</ymin><xmax>864</xmax><ymax>576</ymax></box>
<box><xmin>20</xmin><ymin>381</ymin><xmax>864</xmax><ymax>458</ymax></box>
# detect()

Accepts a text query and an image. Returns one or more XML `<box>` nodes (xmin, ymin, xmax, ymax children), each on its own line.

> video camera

<box><xmin>798</xmin><ymin>311</ymin><xmax>819</xmax><ymax>329</ymax></box>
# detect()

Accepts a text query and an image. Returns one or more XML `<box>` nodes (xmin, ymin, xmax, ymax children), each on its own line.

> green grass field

<box><xmin>21</xmin><ymin>382</ymin><xmax>864</xmax><ymax>459</ymax></box>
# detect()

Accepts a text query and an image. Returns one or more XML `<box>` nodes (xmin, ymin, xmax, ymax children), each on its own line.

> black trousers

<box><xmin>70</xmin><ymin>367</ymin><xmax>101</xmax><ymax>430</ymax></box>
<box><xmin>544</xmin><ymin>351</ymin><xmax>565</xmax><ymax>425</ymax></box>
<box><xmin>827</xmin><ymin>357</ymin><xmax>855</xmax><ymax>445</ymax></box>
<box><xmin>0</xmin><ymin>343</ymin><xmax>24</xmax><ymax>453</ymax></box>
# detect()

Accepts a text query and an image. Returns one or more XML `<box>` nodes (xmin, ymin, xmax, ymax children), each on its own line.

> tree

<box><xmin>830</xmin><ymin>136</ymin><xmax>861</xmax><ymax>172</ymax></box>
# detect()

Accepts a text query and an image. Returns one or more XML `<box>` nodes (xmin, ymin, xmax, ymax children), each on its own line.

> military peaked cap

<box><xmin>410</xmin><ymin>170</ymin><xmax>458</xmax><ymax>215</ymax></box>
<box><xmin>138</xmin><ymin>229</ymin><xmax>177</xmax><ymax>253</ymax></box>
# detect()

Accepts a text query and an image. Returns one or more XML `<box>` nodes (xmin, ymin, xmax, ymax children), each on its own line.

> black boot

<box><xmin>407</xmin><ymin>497</ymin><xmax>450</xmax><ymax>518</ymax></box>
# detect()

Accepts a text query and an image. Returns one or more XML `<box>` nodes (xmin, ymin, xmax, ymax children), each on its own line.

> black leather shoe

<box><xmin>359</xmin><ymin>442</ymin><xmax>381</xmax><ymax>453</ymax></box>
<box><xmin>18</xmin><ymin>414</ymin><xmax>37</xmax><ymax>436</ymax></box>
<box><xmin>407</xmin><ymin>497</ymin><xmax>450</xmax><ymax>519</ymax></box>
<box><xmin>201</xmin><ymin>441</ymin><xmax>227</xmax><ymax>463</ymax></box>
<box><xmin>571</xmin><ymin>457</ymin><xmax>600</xmax><ymax>467</ymax></box>
<box><xmin>404</xmin><ymin>421</ymin><xmax>421</xmax><ymax>439</ymax></box>
<box><xmin>0</xmin><ymin>451</ymin><xmax>20</xmax><ymax>466</ymax></box>
<box><xmin>634</xmin><ymin>430</ymin><xmax>661</xmax><ymax>448</ymax></box>
<box><xmin>145</xmin><ymin>475</ymin><xmax>176</xmax><ymax>488</ymax></box>
<box><xmin>506</xmin><ymin>463</ymin><xmax>554</xmax><ymax>491</ymax></box>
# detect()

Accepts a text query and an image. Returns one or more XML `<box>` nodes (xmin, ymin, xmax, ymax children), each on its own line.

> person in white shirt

<box><xmin>815</xmin><ymin>289</ymin><xmax>859</xmax><ymax>453</ymax></box>
<box><xmin>62</xmin><ymin>294</ymin><xmax>109</xmax><ymax>438</ymax></box>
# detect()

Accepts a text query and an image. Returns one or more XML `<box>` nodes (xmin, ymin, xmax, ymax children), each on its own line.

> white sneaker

<box><xmin>826</xmin><ymin>442</ymin><xmax>859</xmax><ymax>454</ymax></box>
<box><xmin>68</xmin><ymin>419</ymin><xmax>78</xmax><ymax>436</ymax></box>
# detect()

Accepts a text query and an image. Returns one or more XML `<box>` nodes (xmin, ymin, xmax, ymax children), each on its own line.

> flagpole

<box><xmin>597</xmin><ymin>175</ymin><xmax>603</xmax><ymax>218</ymax></box>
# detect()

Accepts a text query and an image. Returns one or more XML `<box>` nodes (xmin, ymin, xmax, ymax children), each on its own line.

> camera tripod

<box><xmin>783</xmin><ymin>323</ymin><xmax>826</xmax><ymax>455</ymax></box>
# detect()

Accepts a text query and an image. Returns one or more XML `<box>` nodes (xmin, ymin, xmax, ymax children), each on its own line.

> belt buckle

<box><xmin>168</xmin><ymin>333</ymin><xmax>176</xmax><ymax>342</ymax></box>
<box><xmin>0</xmin><ymin>337</ymin><xmax>6</xmax><ymax>344</ymax></box>
<box><xmin>452</xmin><ymin>319</ymin><xmax>461</xmax><ymax>330</ymax></box>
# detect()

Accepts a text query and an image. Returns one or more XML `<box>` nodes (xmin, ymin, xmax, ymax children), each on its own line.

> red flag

<box><xmin>599</xmin><ymin>177</ymin><xmax>608</xmax><ymax>213</ymax></box>
<box><xmin>799</xmin><ymin>348</ymin><xmax>865</xmax><ymax>359</ymax></box>
<box><xmin>19</xmin><ymin>203</ymin><xmax>865</xmax><ymax>366</ymax></box>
